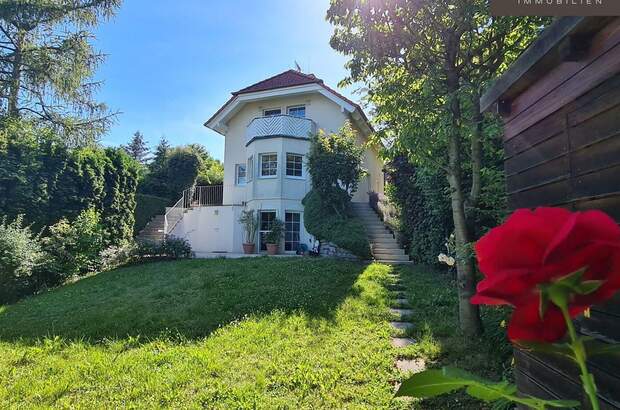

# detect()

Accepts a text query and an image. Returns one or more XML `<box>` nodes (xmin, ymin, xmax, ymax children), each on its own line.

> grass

<box><xmin>0</xmin><ymin>258</ymin><xmax>510</xmax><ymax>409</ymax></box>
<box><xmin>392</xmin><ymin>264</ymin><xmax>513</xmax><ymax>409</ymax></box>
<box><xmin>0</xmin><ymin>258</ymin><xmax>409</xmax><ymax>408</ymax></box>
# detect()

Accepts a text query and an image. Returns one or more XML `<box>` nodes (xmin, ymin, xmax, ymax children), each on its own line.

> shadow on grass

<box><xmin>0</xmin><ymin>257</ymin><xmax>369</xmax><ymax>344</ymax></box>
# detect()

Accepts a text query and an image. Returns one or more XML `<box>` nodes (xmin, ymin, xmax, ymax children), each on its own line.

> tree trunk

<box><xmin>445</xmin><ymin>72</ymin><xmax>483</xmax><ymax>337</ymax></box>
<box><xmin>468</xmin><ymin>91</ymin><xmax>483</xmax><ymax>208</ymax></box>
<box><xmin>7</xmin><ymin>31</ymin><xmax>24</xmax><ymax>117</ymax></box>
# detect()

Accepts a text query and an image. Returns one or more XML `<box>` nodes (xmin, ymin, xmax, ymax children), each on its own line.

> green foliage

<box><xmin>396</xmin><ymin>367</ymin><xmax>578</xmax><ymax>409</ymax></box>
<box><xmin>303</xmin><ymin>190</ymin><xmax>371</xmax><ymax>258</ymax></box>
<box><xmin>135</xmin><ymin>237</ymin><xmax>193</xmax><ymax>261</ymax></box>
<box><xmin>140</xmin><ymin>144</ymin><xmax>222</xmax><ymax>200</ymax></box>
<box><xmin>303</xmin><ymin>122</ymin><xmax>369</xmax><ymax>258</ymax></box>
<box><xmin>264</xmin><ymin>218</ymin><xmax>284</xmax><ymax>245</ymax></box>
<box><xmin>101</xmin><ymin>148</ymin><xmax>140</xmax><ymax>245</ymax></box>
<box><xmin>41</xmin><ymin>208</ymin><xmax>106</xmax><ymax>286</ymax></box>
<box><xmin>0</xmin><ymin>0</ymin><xmax>122</xmax><ymax>143</ymax></box>
<box><xmin>134</xmin><ymin>194</ymin><xmax>170</xmax><ymax>234</ymax></box>
<box><xmin>122</xmin><ymin>131</ymin><xmax>150</xmax><ymax>164</ymax></box>
<box><xmin>0</xmin><ymin>119</ymin><xmax>139</xmax><ymax>245</ymax></box>
<box><xmin>0</xmin><ymin>215</ymin><xmax>44</xmax><ymax>304</ymax></box>
<box><xmin>239</xmin><ymin>209</ymin><xmax>259</xmax><ymax>244</ymax></box>
<box><xmin>307</xmin><ymin>122</ymin><xmax>365</xmax><ymax>213</ymax></box>
<box><xmin>386</xmin><ymin>155</ymin><xmax>453</xmax><ymax>264</ymax></box>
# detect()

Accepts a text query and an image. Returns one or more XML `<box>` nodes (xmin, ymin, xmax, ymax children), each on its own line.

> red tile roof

<box><xmin>233</xmin><ymin>70</ymin><xmax>323</xmax><ymax>95</ymax></box>
<box><xmin>206</xmin><ymin>70</ymin><xmax>372</xmax><ymax>132</ymax></box>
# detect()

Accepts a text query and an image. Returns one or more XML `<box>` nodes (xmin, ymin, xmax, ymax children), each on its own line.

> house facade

<box><xmin>169</xmin><ymin>70</ymin><xmax>384</xmax><ymax>255</ymax></box>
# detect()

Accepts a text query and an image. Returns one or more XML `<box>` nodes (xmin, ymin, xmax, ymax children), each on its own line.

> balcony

<box><xmin>246</xmin><ymin>115</ymin><xmax>317</xmax><ymax>146</ymax></box>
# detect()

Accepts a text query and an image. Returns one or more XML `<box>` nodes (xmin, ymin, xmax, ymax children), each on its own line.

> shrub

<box><xmin>100</xmin><ymin>242</ymin><xmax>137</xmax><ymax>271</ymax></box>
<box><xmin>41</xmin><ymin>208</ymin><xmax>105</xmax><ymax>286</ymax></box>
<box><xmin>0</xmin><ymin>119</ymin><xmax>140</xmax><ymax>244</ymax></box>
<box><xmin>386</xmin><ymin>156</ymin><xmax>453</xmax><ymax>265</ymax></box>
<box><xmin>239</xmin><ymin>209</ymin><xmax>259</xmax><ymax>244</ymax></box>
<box><xmin>136</xmin><ymin>236</ymin><xmax>193</xmax><ymax>261</ymax></box>
<box><xmin>306</xmin><ymin>122</ymin><xmax>365</xmax><ymax>214</ymax></box>
<box><xmin>303</xmin><ymin>123</ymin><xmax>370</xmax><ymax>258</ymax></box>
<box><xmin>303</xmin><ymin>190</ymin><xmax>371</xmax><ymax>258</ymax></box>
<box><xmin>0</xmin><ymin>216</ymin><xmax>45</xmax><ymax>304</ymax></box>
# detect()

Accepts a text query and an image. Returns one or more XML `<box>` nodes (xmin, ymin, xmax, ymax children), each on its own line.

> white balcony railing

<box><xmin>246</xmin><ymin>115</ymin><xmax>317</xmax><ymax>146</ymax></box>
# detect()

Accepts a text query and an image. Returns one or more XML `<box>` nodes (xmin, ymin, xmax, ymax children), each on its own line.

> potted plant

<box><xmin>265</xmin><ymin>218</ymin><xmax>284</xmax><ymax>255</ymax></box>
<box><xmin>238</xmin><ymin>209</ymin><xmax>258</xmax><ymax>254</ymax></box>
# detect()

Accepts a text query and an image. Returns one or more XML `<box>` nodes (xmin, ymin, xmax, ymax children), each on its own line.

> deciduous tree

<box><xmin>328</xmin><ymin>0</ymin><xmax>547</xmax><ymax>335</ymax></box>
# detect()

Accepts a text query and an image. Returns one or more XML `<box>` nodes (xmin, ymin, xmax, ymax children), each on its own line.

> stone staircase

<box><xmin>136</xmin><ymin>208</ymin><xmax>185</xmax><ymax>243</ymax></box>
<box><xmin>351</xmin><ymin>202</ymin><xmax>411</xmax><ymax>264</ymax></box>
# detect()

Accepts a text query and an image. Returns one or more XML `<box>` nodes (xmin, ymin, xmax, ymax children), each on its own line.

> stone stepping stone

<box><xmin>390</xmin><ymin>308</ymin><xmax>414</xmax><ymax>318</ymax></box>
<box><xmin>396</xmin><ymin>358</ymin><xmax>426</xmax><ymax>373</ymax></box>
<box><xmin>393</xmin><ymin>298</ymin><xmax>410</xmax><ymax>307</ymax></box>
<box><xmin>390</xmin><ymin>321</ymin><xmax>414</xmax><ymax>332</ymax></box>
<box><xmin>388</xmin><ymin>284</ymin><xmax>405</xmax><ymax>291</ymax></box>
<box><xmin>391</xmin><ymin>337</ymin><xmax>416</xmax><ymax>348</ymax></box>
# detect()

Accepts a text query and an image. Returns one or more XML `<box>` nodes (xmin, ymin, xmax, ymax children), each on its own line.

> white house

<box><xmin>167</xmin><ymin>70</ymin><xmax>385</xmax><ymax>255</ymax></box>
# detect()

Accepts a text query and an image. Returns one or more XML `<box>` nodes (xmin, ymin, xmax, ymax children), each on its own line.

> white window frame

<box><xmin>247</xmin><ymin>155</ymin><xmax>254</xmax><ymax>182</ymax></box>
<box><xmin>285</xmin><ymin>153</ymin><xmax>304</xmax><ymax>179</ymax></box>
<box><xmin>284</xmin><ymin>211</ymin><xmax>301</xmax><ymax>252</ymax></box>
<box><xmin>286</xmin><ymin>105</ymin><xmax>306</xmax><ymax>118</ymax></box>
<box><xmin>263</xmin><ymin>107</ymin><xmax>282</xmax><ymax>117</ymax></box>
<box><xmin>259</xmin><ymin>153</ymin><xmax>278</xmax><ymax>178</ymax></box>
<box><xmin>259</xmin><ymin>210</ymin><xmax>277</xmax><ymax>251</ymax></box>
<box><xmin>235</xmin><ymin>163</ymin><xmax>247</xmax><ymax>185</ymax></box>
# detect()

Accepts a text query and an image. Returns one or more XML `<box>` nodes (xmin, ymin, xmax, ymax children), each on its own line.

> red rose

<box><xmin>472</xmin><ymin>207</ymin><xmax>620</xmax><ymax>343</ymax></box>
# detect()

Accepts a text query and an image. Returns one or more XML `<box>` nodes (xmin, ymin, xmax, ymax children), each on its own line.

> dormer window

<box><xmin>287</xmin><ymin>105</ymin><xmax>305</xmax><ymax>118</ymax></box>
<box><xmin>263</xmin><ymin>108</ymin><xmax>281</xmax><ymax>117</ymax></box>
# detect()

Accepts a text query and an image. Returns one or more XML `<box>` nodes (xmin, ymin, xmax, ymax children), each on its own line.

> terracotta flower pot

<box><xmin>266</xmin><ymin>243</ymin><xmax>279</xmax><ymax>255</ymax></box>
<box><xmin>242</xmin><ymin>243</ymin><xmax>256</xmax><ymax>254</ymax></box>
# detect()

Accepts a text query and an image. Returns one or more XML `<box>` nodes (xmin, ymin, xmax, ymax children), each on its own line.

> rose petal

<box><xmin>476</xmin><ymin>208</ymin><xmax>572</xmax><ymax>277</ymax></box>
<box><xmin>508</xmin><ymin>302</ymin><xmax>568</xmax><ymax>343</ymax></box>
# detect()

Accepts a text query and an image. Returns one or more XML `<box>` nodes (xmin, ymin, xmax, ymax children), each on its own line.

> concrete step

<box><xmin>390</xmin><ymin>321</ymin><xmax>414</xmax><ymax>332</ymax></box>
<box><xmin>380</xmin><ymin>260</ymin><xmax>413</xmax><ymax>265</ymax></box>
<box><xmin>375</xmin><ymin>254</ymin><xmax>410</xmax><ymax>262</ymax></box>
<box><xmin>373</xmin><ymin>248</ymin><xmax>406</xmax><ymax>256</ymax></box>
<box><xmin>368</xmin><ymin>232</ymin><xmax>394</xmax><ymax>238</ymax></box>
<box><xmin>371</xmin><ymin>242</ymin><xmax>401</xmax><ymax>250</ymax></box>
<box><xmin>391</xmin><ymin>337</ymin><xmax>416</xmax><ymax>348</ymax></box>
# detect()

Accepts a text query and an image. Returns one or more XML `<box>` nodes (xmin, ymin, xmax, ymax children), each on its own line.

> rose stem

<box><xmin>559</xmin><ymin>304</ymin><xmax>601</xmax><ymax>410</ymax></box>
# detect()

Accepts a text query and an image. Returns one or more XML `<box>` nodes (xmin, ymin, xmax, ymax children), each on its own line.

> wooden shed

<box><xmin>481</xmin><ymin>17</ymin><xmax>620</xmax><ymax>408</ymax></box>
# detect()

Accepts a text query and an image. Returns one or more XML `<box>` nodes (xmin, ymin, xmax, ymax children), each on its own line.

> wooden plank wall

<box><xmin>502</xmin><ymin>18</ymin><xmax>620</xmax><ymax>409</ymax></box>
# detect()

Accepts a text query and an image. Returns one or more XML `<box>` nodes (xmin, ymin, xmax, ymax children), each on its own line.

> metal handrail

<box><xmin>163</xmin><ymin>185</ymin><xmax>224</xmax><ymax>236</ymax></box>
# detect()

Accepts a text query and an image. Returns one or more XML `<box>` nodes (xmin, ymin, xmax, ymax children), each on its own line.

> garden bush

<box><xmin>386</xmin><ymin>155</ymin><xmax>453</xmax><ymax>265</ymax></box>
<box><xmin>41</xmin><ymin>208</ymin><xmax>106</xmax><ymax>286</ymax></box>
<box><xmin>0</xmin><ymin>119</ymin><xmax>140</xmax><ymax>244</ymax></box>
<box><xmin>303</xmin><ymin>123</ymin><xmax>370</xmax><ymax>258</ymax></box>
<box><xmin>140</xmin><ymin>147</ymin><xmax>202</xmax><ymax>200</ymax></box>
<box><xmin>136</xmin><ymin>236</ymin><xmax>193</xmax><ymax>261</ymax></box>
<box><xmin>303</xmin><ymin>190</ymin><xmax>371</xmax><ymax>258</ymax></box>
<box><xmin>0</xmin><ymin>216</ymin><xmax>45</xmax><ymax>304</ymax></box>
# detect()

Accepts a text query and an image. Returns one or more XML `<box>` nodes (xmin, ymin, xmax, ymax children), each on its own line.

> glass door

<box><xmin>259</xmin><ymin>211</ymin><xmax>276</xmax><ymax>251</ymax></box>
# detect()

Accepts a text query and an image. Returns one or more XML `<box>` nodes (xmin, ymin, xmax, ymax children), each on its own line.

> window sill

<box><xmin>285</xmin><ymin>176</ymin><xmax>305</xmax><ymax>180</ymax></box>
<box><xmin>258</xmin><ymin>175</ymin><xmax>278</xmax><ymax>179</ymax></box>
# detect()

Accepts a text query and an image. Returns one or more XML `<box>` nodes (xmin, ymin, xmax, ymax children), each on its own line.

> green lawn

<box><xmin>0</xmin><ymin>258</ymin><xmax>509</xmax><ymax>409</ymax></box>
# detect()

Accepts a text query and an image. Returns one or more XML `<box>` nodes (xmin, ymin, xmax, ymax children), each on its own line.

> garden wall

<box><xmin>482</xmin><ymin>17</ymin><xmax>620</xmax><ymax>409</ymax></box>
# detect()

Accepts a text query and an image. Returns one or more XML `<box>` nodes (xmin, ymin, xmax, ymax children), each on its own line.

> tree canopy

<box><xmin>0</xmin><ymin>0</ymin><xmax>121</xmax><ymax>145</ymax></box>
<box><xmin>328</xmin><ymin>0</ymin><xmax>548</xmax><ymax>335</ymax></box>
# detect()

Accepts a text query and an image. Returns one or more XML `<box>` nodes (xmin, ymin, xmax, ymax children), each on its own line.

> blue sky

<box><xmin>94</xmin><ymin>0</ymin><xmax>360</xmax><ymax>161</ymax></box>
